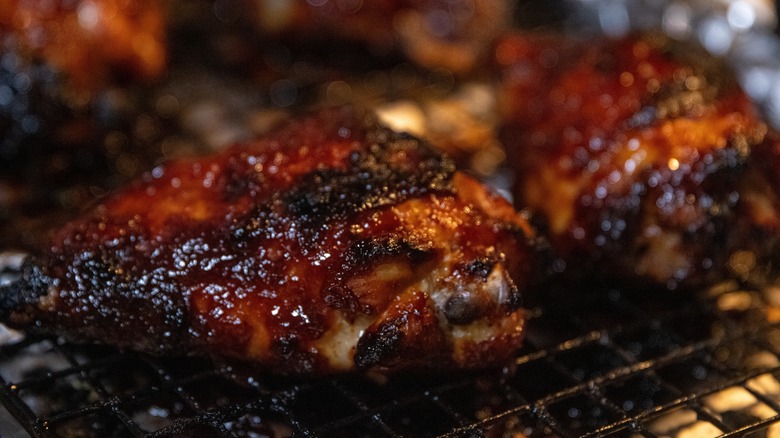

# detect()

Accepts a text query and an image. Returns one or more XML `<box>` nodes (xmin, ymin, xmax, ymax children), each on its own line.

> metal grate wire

<box><xmin>2</xmin><ymin>2</ymin><xmax>780</xmax><ymax>436</ymax></box>
<box><xmin>3</xmin><ymin>260</ymin><xmax>780</xmax><ymax>437</ymax></box>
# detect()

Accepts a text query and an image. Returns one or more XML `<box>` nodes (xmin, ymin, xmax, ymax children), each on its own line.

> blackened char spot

<box><xmin>354</xmin><ymin>320</ymin><xmax>403</xmax><ymax>368</ymax></box>
<box><xmin>505</xmin><ymin>282</ymin><xmax>523</xmax><ymax>311</ymax></box>
<box><xmin>283</xmin><ymin>127</ymin><xmax>455</xmax><ymax>229</ymax></box>
<box><xmin>70</xmin><ymin>250</ymin><xmax>189</xmax><ymax>350</ymax></box>
<box><xmin>27</xmin><ymin>224</ymin><xmax>192</xmax><ymax>354</ymax></box>
<box><xmin>347</xmin><ymin>237</ymin><xmax>436</xmax><ymax>267</ymax></box>
<box><xmin>0</xmin><ymin>260</ymin><xmax>49</xmax><ymax>320</ymax></box>
<box><xmin>463</xmin><ymin>257</ymin><xmax>496</xmax><ymax>279</ymax></box>
<box><xmin>273</xmin><ymin>335</ymin><xmax>298</xmax><ymax>358</ymax></box>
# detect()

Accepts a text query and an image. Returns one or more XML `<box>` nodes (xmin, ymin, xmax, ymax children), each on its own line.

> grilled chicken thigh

<box><xmin>499</xmin><ymin>33</ymin><xmax>779</xmax><ymax>287</ymax></box>
<box><xmin>0</xmin><ymin>0</ymin><xmax>166</xmax><ymax>90</ymax></box>
<box><xmin>1</xmin><ymin>107</ymin><xmax>536</xmax><ymax>374</ymax></box>
<box><xmin>249</xmin><ymin>0</ymin><xmax>511</xmax><ymax>74</ymax></box>
<box><xmin>0</xmin><ymin>0</ymin><xmax>166</xmax><ymax>154</ymax></box>
<box><xmin>0</xmin><ymin>0</ymin><xmax>168</xmax><ymax>224</ymax></box>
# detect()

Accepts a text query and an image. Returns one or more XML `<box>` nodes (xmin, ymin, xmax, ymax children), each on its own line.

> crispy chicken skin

<box><xmin>1</xmin><ymin>107</ymin><xmax>536</xmax><ymax>374</ymax></box>
<box><xmin>499</xmin><ymin>33</ymin><xmax>779</xmax><ymax>287</ymax></box>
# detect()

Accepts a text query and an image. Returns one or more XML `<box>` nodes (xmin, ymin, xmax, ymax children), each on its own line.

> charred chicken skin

<box><xmin>499</xmin><ymin>33</ymin><xmax>779</xmax><ymax>287</ymax></box>
<box><xmin>1</xmin><ymin>107</ymin><xmax>536</xmax><ymax>374</ymax></box>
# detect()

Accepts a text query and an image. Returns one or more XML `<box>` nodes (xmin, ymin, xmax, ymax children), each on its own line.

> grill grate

<box><xmin>3</xmin><ymin>261</ymin><xmax>780</xmax><ymax>437</ymax></box>
<box><xmin>2</xmin><ymin>1</ymin><xmax>780</xmax><ymax>436</ymax></box>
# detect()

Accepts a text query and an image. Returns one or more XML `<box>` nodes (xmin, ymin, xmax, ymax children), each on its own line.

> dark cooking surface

<box><xmin>2</xmin><ymin>261</ymin><xmax>780</xmax><ymax>437</ymax></box>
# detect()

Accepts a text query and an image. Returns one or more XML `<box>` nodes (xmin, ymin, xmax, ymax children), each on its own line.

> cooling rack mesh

<box><xmin>3</xmin><ymin>269</ymin><xmax>780</xmax><ymax>437</ymax></box>
<box><xmin>2</xmin><ymin>1</ymin><xmax>780</xmax><ymax>436</ymax></box>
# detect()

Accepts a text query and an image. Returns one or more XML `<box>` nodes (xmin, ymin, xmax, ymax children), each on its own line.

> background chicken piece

<box><xmin>0</xmin><ymin>0</ymin><xmax>166</xmax><ymax>155</ymax></box>
<box><xmin>249</xmin><ymin>0</ymin><xmax>512</xmax><ymax>74</ymax></box>
<box><xmin>0</xmin><ymin>107</ymin><xmax>537</xmax><ymax>374</ymax></box>
<box><xmin>0</xmin><ymin>0</ymin><xmax>166</xmax><ymax>89</ymax></box>
<box><xmin>0</xmin><ymin>1</ymin><xmax>169</xmax><ymax>249</ymax></box>
<box><xmin>499</xmin><ymin>33</ymin><xmax>779</xmax><ymax>288</ymax></box>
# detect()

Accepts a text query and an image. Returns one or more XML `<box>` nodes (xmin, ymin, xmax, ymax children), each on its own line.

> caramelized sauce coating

<box><xmin>2</xmin><ymin>107</ymin><xmax>536</xmax><ymax>374</ymax></box>
<box><xmin>499</xmin><ymin>33</ymin><xmax>777</xmax><ymax>287</ymax></box>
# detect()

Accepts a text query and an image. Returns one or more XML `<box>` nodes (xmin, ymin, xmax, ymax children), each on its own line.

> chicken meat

<box><xmin>0</xmin><ymin>106</ymin><xmax>537</xmax><ymax>374</ymax></box>
<box><xmin>499</xmin><ymin>33</ymin><xmax>780</xmax><ymax>288</ymax></box>
<box><xmin>248</xmin><ymin>0</ymin><xmax>511</xmax><ymax>74</ymax></box>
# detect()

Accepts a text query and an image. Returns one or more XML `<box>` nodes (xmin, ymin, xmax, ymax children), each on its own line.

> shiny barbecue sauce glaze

<box><xmin>500</xmin><ymin>33</ymin><xmax>779</xmax><ymax>287</ymax></box>
<box><xmin>6</xmin><ymin>106</ymin><xmax>537</xmax><ymax>374</ymax></box>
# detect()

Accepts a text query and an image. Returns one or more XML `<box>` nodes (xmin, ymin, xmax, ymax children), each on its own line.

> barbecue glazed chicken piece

<box><xmin>0</xmin><ymin>107</ymin><xmax>536</xmax><ymax>374</ymax></box>
<box><xmin>250</xmin><ymin>0</ymin><xmax>511</xmax><ymax>74</ymax></box>
<box><xmin>0</xmin><ymin>0</ymin><xmax>168</xmax><ymax>231</ymax></box>
<box><xmin>499</xmin><ymin>33</ymin><xmax>780</xmax><ymax>288</ymax></box>
<box><xmin>0</xmin><ymin>0</ymin><xmax>166</xmax><ymax>90</ymax></box>
<box><xmin>0</xmin><ymin>0</ymin><xmax>166</xmax><ymax>146</ymax></box>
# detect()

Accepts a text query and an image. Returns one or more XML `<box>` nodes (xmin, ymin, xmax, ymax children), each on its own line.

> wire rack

<box><xmin>2</xmin><ymin>258</ymin><xmax>780</xmax><ymax>438</ymax></box>
<box><xmin>3</xmin><ymin>1</ymin><xmax>780</xmax><ymax>437</ymax></box>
